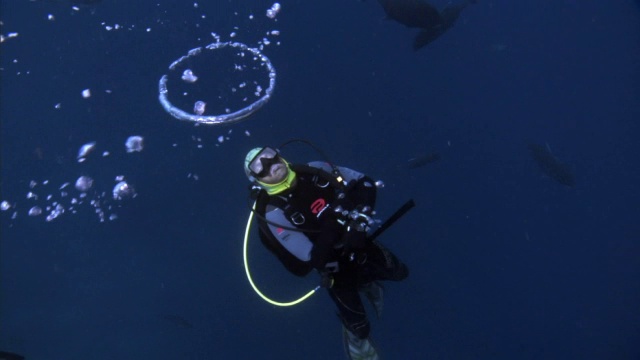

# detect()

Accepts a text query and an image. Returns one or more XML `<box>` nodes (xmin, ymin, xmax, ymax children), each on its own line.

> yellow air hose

<box><xmin>243</xmin><ymin>202</ymin><xmax>319</xmax><ymax>306</ymax></box>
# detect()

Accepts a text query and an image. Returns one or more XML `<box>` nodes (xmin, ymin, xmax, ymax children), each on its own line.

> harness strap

<box><xmin>290</xmin><ymin>163</ymin><xmax>347</xmax><ymax>190</ymax></box>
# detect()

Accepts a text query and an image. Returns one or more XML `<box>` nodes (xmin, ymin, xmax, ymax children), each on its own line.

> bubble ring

<box><xmin>158</xmin><ymin>40</ymin><xmax>276</xmax><ymax>125</ymax></box>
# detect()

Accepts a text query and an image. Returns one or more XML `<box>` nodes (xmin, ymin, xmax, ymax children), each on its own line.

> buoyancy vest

<box><xmin>255</xmin><ymin>163</ymin><xmax>376</xmax><ymax>276</ymax></box>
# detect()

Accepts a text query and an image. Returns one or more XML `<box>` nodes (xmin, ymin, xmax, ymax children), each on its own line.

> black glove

<box><xmin>320</xmin><ymin>271</ymin><xmax>334</xmax><ymax>288</ymax></box>
<box><xmin>310</xmin><ymin>216</ymin><xmax>343</xmax><ymax>270</ymax></box>
<box><xmin>248</xmin><ymin>185</ymin><xmax>262</xmax><ymax>200</ymax></box>
<box><xmin>342</xmin><ymin>219</ymin><xmax>368</xmax><ymax>250</ymax></box>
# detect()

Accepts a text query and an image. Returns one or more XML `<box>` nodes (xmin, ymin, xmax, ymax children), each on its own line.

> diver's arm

<box><xmin>309</xmin><ymin>216</ymin><xmax>343</xmax><ymax>270</ymax></box>
<box><xmin>347</xmin><ymin>175</ymin><xmax>377</xmax><ymax>209</ymax></box>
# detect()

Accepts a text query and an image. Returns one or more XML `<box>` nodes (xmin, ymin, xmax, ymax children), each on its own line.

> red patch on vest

<box><xmin>310</xmin><ymin>198</ymin><xmax>326</xmax><ymax>214</ymax></box>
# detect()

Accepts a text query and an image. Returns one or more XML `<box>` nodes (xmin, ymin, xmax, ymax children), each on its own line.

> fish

<box><xmin>406</xmin><ymin>152</ymin><xmax>441</xmax><ymax>169</ymax></box>
<box><xmin>0</xmin><ymin>351</ymin><xmax>25</xmax><ymax>360</ymax></box>
<box><xmin>376</xmin><ymin>0</ymin><xmax>477</xmax><ymax>50</ymax></box>
<box><xmin>31</xmin><ymin>0</ymin><xmax>102</xmax><ymax>5</ymax></box>
<box><xmin>161</xmin><ymin>314</ymin><xmax>194</xmax><ymax>329</ymax></box>
<box><xmin>71</xmin><ymin>0</ymin><xmax>101</xmax><ymax>4</ymax></box>
<box><xmin>528</xmin><ymin>143</ymin><xmax>575</xmax><ymax>187</ymax></box>
<box><xmin>377</xmin><ymin>0</ymin><xmax>442</xmax><ymax>29</ymax></box>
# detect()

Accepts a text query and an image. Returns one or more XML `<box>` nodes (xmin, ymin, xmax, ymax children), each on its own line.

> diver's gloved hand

<box><xmin>342</xmin><ymin>220</ymin><xmax>368</xmax><ymax>250</ymax></box>
<box><xmin>320</xmin><ymin>271</ymin><xmax>334</xmax><ymax>288</ymax></box>
<box><xmin>248</xmin><ymin>185</ymin><xmax>262</xmax><ymax>200</ymax></box>
<box><xmin>310</xmin><ymin>216</ymin><xmax>343</xmax><ymax>270</ymax></box>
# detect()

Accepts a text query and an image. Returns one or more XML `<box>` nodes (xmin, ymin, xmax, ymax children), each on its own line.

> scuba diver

<box><xmin>244</xmin><ymin>141</ymin><xmax>410</xmax><ymax>359</ymax></box>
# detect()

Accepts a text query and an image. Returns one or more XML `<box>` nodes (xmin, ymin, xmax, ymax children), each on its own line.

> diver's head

<box><xmin>244</xmin><ymin>147</ymin><xmax>297</xmax><ymax>195</ymax></box>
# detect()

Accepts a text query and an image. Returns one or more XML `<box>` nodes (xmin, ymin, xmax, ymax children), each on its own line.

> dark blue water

<box><xmin>1</xmin><ymin>0</ymin><xmax>639</xmax><ymax>359</ymax></box>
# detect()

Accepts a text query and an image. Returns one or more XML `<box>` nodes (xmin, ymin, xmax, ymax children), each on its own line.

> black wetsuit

<box><xmin>254</xmin><ymin>162</ymin><xmax>409</xmax><ymax>339</ymax></box>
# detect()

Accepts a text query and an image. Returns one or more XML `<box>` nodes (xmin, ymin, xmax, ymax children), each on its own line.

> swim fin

<box><xmin>342</xmin><ymin>326</ymin><xmax>380</xmax><ymax>360</ymax></box>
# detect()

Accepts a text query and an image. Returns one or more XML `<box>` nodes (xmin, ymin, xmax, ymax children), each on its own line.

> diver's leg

<box><xmin>355</xmin><ymin>241</ymin><xmax>407</xmax><ymax>318</ymax></box>
<box><xmin>361</xmin><ymin>240</ymin><xmax>409</xmax><ymax>282</ymax></box>
<box><xmin>359</xmin><ymin>281</ymin><xmax>384</xmax><ymax>319</ymax></box>
<box><xmin>328</xmin><ymin>285</ymin><xmax>370</xmax><ymax>339</ymax></box>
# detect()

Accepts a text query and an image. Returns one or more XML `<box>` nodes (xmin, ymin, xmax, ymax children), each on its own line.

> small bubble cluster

<box><xmin>1</xmin><ymin>136</ymin><xmax>143</xmax><ymax>224</ymax></box>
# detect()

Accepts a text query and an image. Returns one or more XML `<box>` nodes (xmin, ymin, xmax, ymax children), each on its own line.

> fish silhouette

<box><xmin>406</xmin><ymin>152</ymin><xmax>441</xmax><ymax>169</ymax></box>
<box><xmin>31</xmin><ymin>0</ymin><xmax>102</xmax><ymax>8</ymax></box>
<box><xmin>376</xmin><ymin>0</ymin><xmax>477</xmax><ymax>50</ymax></box>
<box><xmin>528</xmin><ymin>143</ymin><xmax>575</xmax><ymax>187</ymax></box>
<box><xmin>161</xmin><ymin>314</ymin><xmax>194</xmax><ymax>329</ymax></box>
<box><xmin>0</xmin><ymin>351</ymin><xmax>25</xmax><ymax>360</ymax></box>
